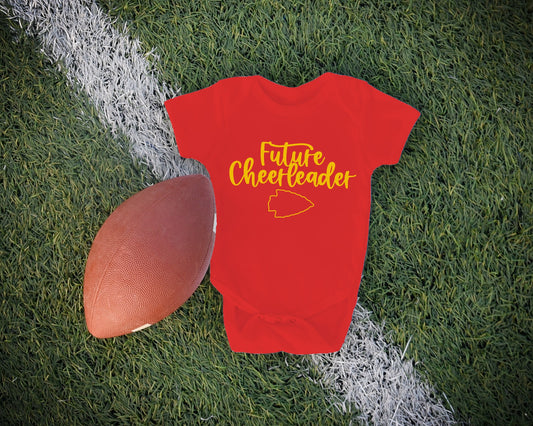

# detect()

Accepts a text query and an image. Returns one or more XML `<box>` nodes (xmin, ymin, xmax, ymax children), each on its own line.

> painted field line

<box><xmin>2</xmin><ymin>0</ymin><xmax>455</xmax><ymax>423</ymax></box>
<box><xmin>1</xmin><ymin>0</ymin><xmax>204</xmax><ymax>180</ymax></box>
<box><xmin>311</xmin><ymin>304</ymin><xmax>455</xmax><ymax>424</ymax></box>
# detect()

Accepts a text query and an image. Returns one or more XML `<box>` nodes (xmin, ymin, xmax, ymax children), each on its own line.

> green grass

<box><xmin>1</xmin><ymin>0</ymin><xmax>531</xmax><ymax>424</ymax></box>
<box><xmin>0</xmin><ymin>17</ymin><xmax>352</xmax><ymax>425</ymax></box>
<box><xmin>98</xmin><ymin>0</ymin><xmax>532</xmax><ymax>423</ymax></box>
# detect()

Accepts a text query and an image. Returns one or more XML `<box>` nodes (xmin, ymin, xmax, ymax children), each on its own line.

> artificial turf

<box><xmin>97</xmin><ymin>0</ymin><xmax>532</xmax><ymax>423</ymax></box>
<box><xmin>0</xmin><ymin>16</ymin><xmax>353</xmax><ymax>424</ymax></box>
<box><xmin>1</xmin><ymin>0</ymin><xmax>532</xmax><ymax>424</ymax></box>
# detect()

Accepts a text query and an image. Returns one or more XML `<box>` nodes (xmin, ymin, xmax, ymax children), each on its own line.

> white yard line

<box><xmin>1</xmin><ymin>0</ymin><xmax>204</xmax><ymax>179</ymax></box>
<box><xmin>2</xmin><ymin>1</ymin><xmax>455</xmax><ymax>423</ymax></box>
<box><xmin>311</xmin><ymin>305</ymin><xmax>455</xmax><ymax>424</ymax></box>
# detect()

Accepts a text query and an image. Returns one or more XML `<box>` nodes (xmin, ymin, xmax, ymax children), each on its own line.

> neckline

<box><xmin>253</xmin><ymin>72</ymin><xmax>334</xmax><ymax>114</ymax></box>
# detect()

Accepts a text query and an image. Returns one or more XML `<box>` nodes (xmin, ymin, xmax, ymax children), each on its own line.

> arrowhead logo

<box><xmin>267</xmin><ymin>189</ymin><xmax>315</xmax><ymax>219</ymax></box>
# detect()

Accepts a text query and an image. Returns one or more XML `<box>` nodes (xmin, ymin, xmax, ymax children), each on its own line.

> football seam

<box><xmin>86</xmin><ymin>232</ymin><xmax>129</xmax><ymax>332</ymax></box>
<box><xmin>86</xmin><ymin>188</ymin><xmax>179</xmax><ymax>334</ymax></box>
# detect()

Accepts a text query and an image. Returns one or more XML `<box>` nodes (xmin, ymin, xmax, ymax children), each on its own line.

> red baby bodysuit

<box><xmin>165</xmin><ymin>73</ymin><xmax>420</xmax><ymax>354</ymax></box>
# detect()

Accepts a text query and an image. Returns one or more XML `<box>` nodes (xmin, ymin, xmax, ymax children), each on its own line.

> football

<box><xmin>83</xmin><ymin>174</ymin><xmax>215</xmax><ymax>338</ymax></box>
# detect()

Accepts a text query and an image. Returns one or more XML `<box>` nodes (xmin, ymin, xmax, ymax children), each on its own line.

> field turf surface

<box><xmin>1</xmin><ymin>0</ymin><xmax>531</xmax><ymax>424</ymax></box>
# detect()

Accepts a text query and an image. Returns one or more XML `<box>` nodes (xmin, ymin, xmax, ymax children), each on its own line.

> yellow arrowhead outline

<box><xmin>267</xmin><ymin>189</ymin><xmax>315</xmax><ymax>219</ymax></box>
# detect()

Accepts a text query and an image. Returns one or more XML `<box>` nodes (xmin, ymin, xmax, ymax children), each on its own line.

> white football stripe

<box><xmin>1</xmin><ymin>0</ymin><xmax>204</xmax><ymax>180</ymax></box>
<box><xmin>132</xmin><ymin>323</ymin><xmax>152</xmax><ymax>333</ymax></box>
<box><xmin>2</xmin><ymin>0</ymin><xmax>455</xmax><ymax>423</ymax></box>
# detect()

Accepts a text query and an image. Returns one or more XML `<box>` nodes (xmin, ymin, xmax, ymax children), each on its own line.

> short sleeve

<box><xmin>362</xmin><ymin>82</ymin><xmax>420</xmax><ymax>170</ymax></box>
<box><xmin>164</xmin><ymin>81</ymin><xmax>223</xmax><ymax>162</ymax></box>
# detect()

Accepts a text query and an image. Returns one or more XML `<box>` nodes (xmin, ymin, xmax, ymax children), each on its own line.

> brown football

<box><xmin>83</xmin><ymin>174</ymin><xmax>215</xmax><ymax>338</ymax></box>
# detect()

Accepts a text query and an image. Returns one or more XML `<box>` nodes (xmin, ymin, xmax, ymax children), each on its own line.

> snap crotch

<box><xmin>218</xmin><ymin>284</ymin><xmax>356</xmax><ymax>354</ymax></box>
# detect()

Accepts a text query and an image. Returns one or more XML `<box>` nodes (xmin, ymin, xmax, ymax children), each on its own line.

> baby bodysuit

<box><xmin>165</xmin><ymin>73</ymin><xmax>420</xmax><ymax>354</ymax></box>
